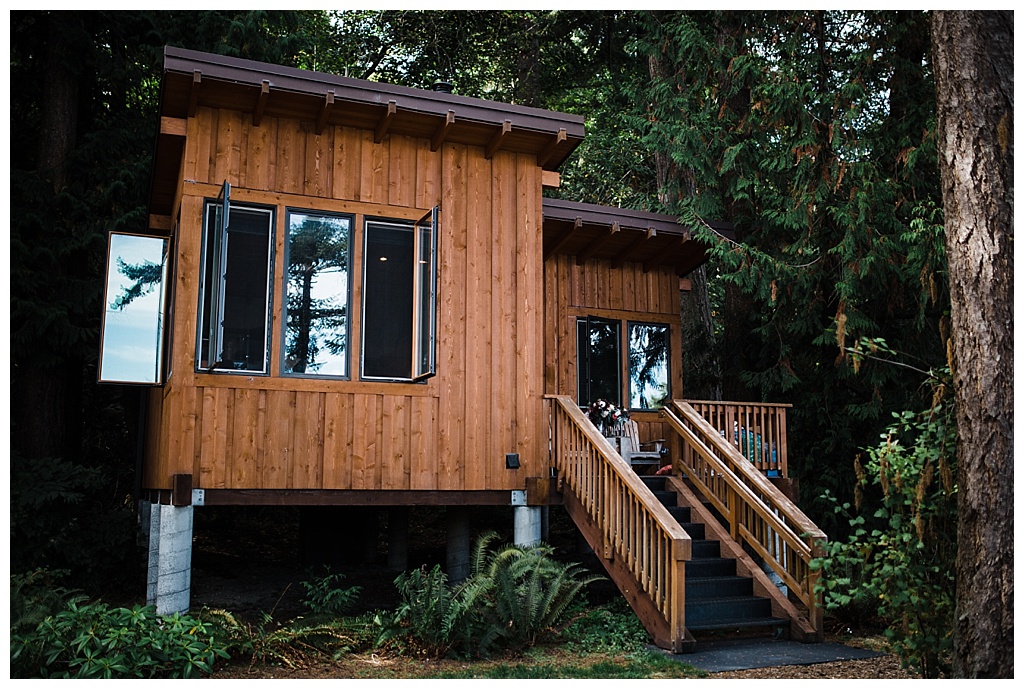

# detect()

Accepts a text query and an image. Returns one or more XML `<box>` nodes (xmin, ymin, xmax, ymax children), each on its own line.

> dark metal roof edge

<box><xmin>542</xmin><ymin>197</ymin><xmax>734</xmax><ymax>234</ymax></box>
<box><xmin>163</xmin><ymin>46</ymin><xmax>585</xmax><ymax>137</ymax></box>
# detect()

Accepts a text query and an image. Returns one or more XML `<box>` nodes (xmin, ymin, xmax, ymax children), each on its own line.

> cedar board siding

<box><xmin>142</xmin><ymin>107</ymin><xmax>545</xmax><ymax>493</ymax></box>
<box><xmin>543</xmin><ymin>253</ymin><xmax>684</xmax><ymax>448</ymax></box>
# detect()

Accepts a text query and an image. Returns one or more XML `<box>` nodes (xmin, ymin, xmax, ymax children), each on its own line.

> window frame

<box><xmin>359</xmin><ymin>208</ymin><xmax>439</xmax><ymax>383</ymax></box>
<box><xmin>280</xmin><ymin>207</ymin><xmax>355</xmax><ymax>380</ymax></box>
<box><xmin>576</xmin><ymin>315</ymin><xmax>673</xmax><ymax>412</ymax></box>
<box><xmin>626</xmin><ymin>320</ymin><xmax>671</xmax><ymax>411</ymax></box>
<box><xmin>195</xmin><ymin>183</ymin><xmax>276</xmax><ymax>375</ymax></box>
<box><xmin>97</xmin><ymin>231</ymin><xmax>171</xmax><ymax>385</ymax></box>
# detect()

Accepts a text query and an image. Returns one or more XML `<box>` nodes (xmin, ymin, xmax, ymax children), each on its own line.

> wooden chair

<box><xmin>619</xmin><ymin>419</ymin><xmax>665</xmax><ymax>473</ymax></box>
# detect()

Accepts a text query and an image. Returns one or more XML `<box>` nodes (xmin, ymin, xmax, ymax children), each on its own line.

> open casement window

<box><xmin>361</xmin><ymin>207</ymin><xmax>439</xmax><ymax>382</ymax></box>
<box><xmin>97</xmin><ymin>232</ymin><xmax>170</xmax><ymax>384</ymax></box>
<box><xmin>197</xmin><ymin>182</ymin><xmax>275</xmax><ymax>373</ymax></box>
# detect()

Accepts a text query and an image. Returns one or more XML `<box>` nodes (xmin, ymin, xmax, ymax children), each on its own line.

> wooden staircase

<box><xmin>643</xmin><ymin>475</ymin><xmax>790</xmax><ymax>637</ymax></box>
<box><xmin>546</xmin><ymin>395</ymin><xmax>827</xmax><ymax>652</ymax></box>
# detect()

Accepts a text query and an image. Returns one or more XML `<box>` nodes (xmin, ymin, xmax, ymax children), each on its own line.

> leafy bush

<box><xmin>299</xmin><ymin>567</ymin><xmax>362</xmax><ymax>617</ymax></box>
<box><xmin>813</xmin><ymin>398</ymin><xmax>957</xmax><ymax>678</ymax></box>
<box><xmin>561</xmin><ymin>596</ymin><xmax>650</xmax><ymax>655</ymax></box>
<box><xmin>383</xmin><ymin>533</ymin><xmax>604</xmax><ymax>658</ymax></box>
<box><xmin>383</xmin><ymin>563</ymin><xmax>482</xmax><ymax>657</ymax></box>
<box><xmin>471</xmin><ymin>533</ymin><xmax>604</xmax><ymax>650</ymax></box>
<box><xmin>11</xmin><ymin>598</ymin><xmax>229</xmax><ymax>678</ymax></box>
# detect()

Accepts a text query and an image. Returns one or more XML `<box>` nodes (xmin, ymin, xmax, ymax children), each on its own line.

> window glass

<box><xmin>628</xmin><ymin>322</ymin><xmax>670</xmax><ymax>409</ymax></box>
<box><xmin>577</xmin><ymin>317</ymin><xmax>621</xmax><ymax>406</ymax></box>
<box><xmin>198</xmin><ymin>204</ymin><xmax>273</xmax><ymax>373</ymax></box>
<box><xmin>283</xmin><ymin>211</ymin><xmax>352</xmax><ymax>376</ymax></box>
<box><xmin>98</xmin><ymin>232</ymin><xmax>169</xmax><ymax>384</ymax></box>
<box><xmin>412</xmin><ymin>207</ymin><xmax>438</xmax><ymax>380</ymax></box>
<box><xmin>362</xmin><ymin>219</ymin><xmax>414</xmax><ymax>379</ymax></box>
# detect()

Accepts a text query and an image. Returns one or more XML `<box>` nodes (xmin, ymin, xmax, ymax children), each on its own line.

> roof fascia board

<box><xmin>163</xmin><ymin>46</ymin><xmax>585</xmax><ymax>137</ymax></box>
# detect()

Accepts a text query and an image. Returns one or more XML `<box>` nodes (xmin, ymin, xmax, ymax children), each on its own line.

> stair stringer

<box><xmin>664</xmin><ymin>474</ymin><xmax>822</xmax><ymax>642</ymax></box>
<box><xmin>561</xmin><ymin>487</ymin><xmax>698</xmax><ymax>653</ymax></box>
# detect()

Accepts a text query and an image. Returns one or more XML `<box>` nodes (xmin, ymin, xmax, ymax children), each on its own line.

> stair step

<box><xmin>686</xmin><ymin>595</ymin><xmax>774</xmax><ymax>625</ymax></box>
<box><xmin>686</xmin><ymin>575</ymin><xmax>754</xmax><ymax>599</ymax></box>
<box><xmin>641</xmin><ymin>476</ymin><xmax>666</xmax><ymax>492</ymax></box>
<box><xmin>690</xmin><ymin>539</ymin><xmax>721</xmax><ymax>558</ymax></box>
<box><xmin>666</xmin><ymin>505</ymin><xmax>691</xmax><ymax>523</ymax></box>
<box><xmin>686</xmin><ymin>615</ymin><xmax>791</xmax><ymax>633</ymax></box>
<box><xmin>678</xmin><ymin>521</ymin><xmax>705</xmax><ymax>540</ymax></box>
<box><xmin>651</xmin><ymin>490</ymin><xmax>677</xmax><ymax>507</ymax></box>
<box><xmin>686</xmin><ymin>557</ymin><xmax>736</xmax><ymax>578</ymax></box>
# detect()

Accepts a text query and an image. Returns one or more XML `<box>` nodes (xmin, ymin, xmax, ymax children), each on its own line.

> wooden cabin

<box><xmin>99</xmin><ymin>47</ymin><xmax>826</xmax><ymax>651</ymax></box>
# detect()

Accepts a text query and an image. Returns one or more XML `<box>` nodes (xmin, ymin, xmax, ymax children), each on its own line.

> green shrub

<box><xmin>383</xmin><ymin>533</ymin><xmax>604</xmax><ymax>658</ymax></box>
<box><xmin>11</xmin><ymin>598</ymin><xmax>229</xmax><ymax>678</ymax></box>
<box><xmin>471</xmin><ymin>533</ymin><xmax>604</xmax><ymax>651</ymax></box>
<box><xmin>383</xmin><ymin>564</ymin><xmax>482</xmax><ymax>658</ymax></box>
<box><xmin>813</xmin><ymin>399</ymin><xmax>957</xmax><ymax>678</ymax></box>
<box><xmin>299</xmin><ymin>567</ymin><xmax>362</xmax><ymax>617</ymax></box>
<box><xmin>561</xmin><ymin>597</ymin><xmax>650</xmax><ymax>655</ymax></box>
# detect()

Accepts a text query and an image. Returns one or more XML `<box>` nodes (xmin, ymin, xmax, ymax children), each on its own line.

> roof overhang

<box><xmin>149</xmin><ymin>46</ymin><xmax>585</xmax><ymax>219</ymax></box>
<box><xmin>542</xmin><ymin>198</ymin><xmax>733</xmax><ymax>277</ymax></box>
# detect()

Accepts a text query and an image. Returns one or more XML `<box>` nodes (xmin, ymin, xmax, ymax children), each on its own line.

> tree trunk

<box><xmin>930</xmin><ymin>10</ymin><xmax>1013</xmax><ymax>679</ymax></box>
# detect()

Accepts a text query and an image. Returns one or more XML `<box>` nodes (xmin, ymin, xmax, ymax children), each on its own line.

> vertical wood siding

<box><xmin>144</xmin><ymin>109</ymin><xmax>544</xmax><ymax>493</ymax></box>
<box><xmin>542</xmin><ymin>253</ymin><xmax>684</xmax><ymax>447</ymax></box>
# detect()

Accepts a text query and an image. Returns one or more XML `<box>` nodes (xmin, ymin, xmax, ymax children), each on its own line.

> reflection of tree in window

<box><xmin>629</xmin><ymin>323</ymin><xmax>669</xmax><ymax>409</ymax></box>
<box><xmin>111</xmin><ymin>257</ymin><xmax>163</xmax><ymax>310</ymax></box>
<box><xmin>285</xmin><ymin>214</ymin><xmax>350</xmax><ymax>375</ymax></box>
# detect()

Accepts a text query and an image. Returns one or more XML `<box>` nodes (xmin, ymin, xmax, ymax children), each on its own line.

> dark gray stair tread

<box><xmin>686</xmin><ymin>575</ymin><xmax>754</xmax><ymax>598</ymax></box>
<box><xmin>686</xmin><ymin>616</ymin><xmax>790</xmax><ymax>632</ymax></box>
<box><xmin>652</xmin><ymin>491</ymin><xmax>677</xmax><ymax>507</ymax></box>
<box><xmin>686</xmin><ymin>557</ymin><xmax>736</xmax><ymax>577</ymax></box>
<box><xmin>685</xmin><ymin>596</ymin><xmax>774</xmax><ymax>623</ymax></box>
<box><xmin>689</xmin><ymin>540</ymin><xmax>721</xmax><ymax>557</ymax></box>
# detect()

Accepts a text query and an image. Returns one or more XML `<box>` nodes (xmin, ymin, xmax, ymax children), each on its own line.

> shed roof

<box><xmin>149</xmin><ymin>46</ymin><xmax>584</xmax><ymax>217</ymax></box>
<box><xmin>541</xmin><ymin>198</ymin><xmax>732</xmax><ymax>277</ymax></box>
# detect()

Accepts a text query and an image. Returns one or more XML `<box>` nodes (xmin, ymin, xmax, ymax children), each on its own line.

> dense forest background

<box><xmin>7</xmin><ymin>10</ymin><xmax>1009</xmax><ymax>676</ymax></box>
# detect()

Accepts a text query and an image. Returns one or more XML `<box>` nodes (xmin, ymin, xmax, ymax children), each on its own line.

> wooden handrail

<box><xmin>546</xmin><ymin>395</ymin><xmax>691</xmax><ymax>651</ymax></box>
<box><xmin>684</xmin><ymin>400</ymin><xmax>790</xmax><ymax>477</ymax></box>
<box><xmin>663</xmin><ymin>400</ymin><xmax>826</xmax><ymax>634</ymax></box>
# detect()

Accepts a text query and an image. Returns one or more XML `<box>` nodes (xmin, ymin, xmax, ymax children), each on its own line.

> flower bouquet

<box><xmin>586</xmin><ymin>399</ymin><xmax>629</xmax><ymax>436</ymax></box>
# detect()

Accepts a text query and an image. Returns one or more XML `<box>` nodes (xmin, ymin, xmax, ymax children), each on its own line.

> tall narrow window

<box><xmin>412</xmin><ymin>207</ymin><xmax>439</xmax><ymax>380</ymax></box>
<box><xmin>362</xmin><ymin>219</ymin><xmax>414</xmax><ymax>379</ymax></box>
<box><xmin>98</xmin><ymin>232</ymin><xmax>170</xmax><ymax>384</ymax></box>
<box><xmin>283</xmin><ymin>210</ymin><xmax>352</xmax><ymax>377</ymax></box>
<box><xmin>197</xmin><ymin>191</ymin><xmax>274</xmax><ymax>373</ymax></box>
<box><xmin>361</xmin><ymin>208</ymin><xmax>439</xmax><ymax>381</ymax></box>
<box><xmin>628</xmin><ymin>322</ymin><xmax>670</xmax><ymax>409</ymax></box>
<box><xmin>576</xmin><ymin>316</ymin><xmax>621</xmax><ymax>406</ymax></box>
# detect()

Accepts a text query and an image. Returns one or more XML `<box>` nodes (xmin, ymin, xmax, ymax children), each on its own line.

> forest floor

<box><xmin>185</xmin><ymin>504</ymin><xmax>915</xmax><ymax>680</ymax></box>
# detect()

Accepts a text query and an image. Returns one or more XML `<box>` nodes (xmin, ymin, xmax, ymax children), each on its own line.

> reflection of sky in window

<box><xmin>629</xmin><ymin>324</ymin><xmax>669</xmax><ymax>409</ymax></box>
<box><xmin>285</xmin><ymin>214</ymin><xmax>350</xmax><ymax>376</ymax></box>
<box><xmin>287</xmin><ymin>264</ymin><xmax>348</xmax><ymax>374</ymax></box>
<box><xmin>99</xmin><ymin>235</ymin><xmax>166</xmax><ymax>383</ymax></box>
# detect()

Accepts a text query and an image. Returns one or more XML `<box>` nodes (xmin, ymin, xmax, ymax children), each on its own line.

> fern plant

<box><xmin>200</xmin><ymin>608</ymin><xmax>356</xmax><ymax>668</ymax></box>
<box><xmin>470</xmin><ymin>533</ymin><xmax>604</xmax><ymax>650</ymax></box>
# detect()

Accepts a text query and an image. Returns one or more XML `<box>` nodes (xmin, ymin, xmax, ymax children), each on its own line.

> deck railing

<box><xmin>663</xmin><ymin>400</ymin><xmax>826</xmax><ymax>635</ymax></box>
<box><xmin>685</xmin><ymin>400</ymin><xmax>790</xmax><ymax>477</ymax></box>
<box><xmin>546</xmin><ymin>395</ymin><xmax>691</xmax><ymax>651</ymax></box>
